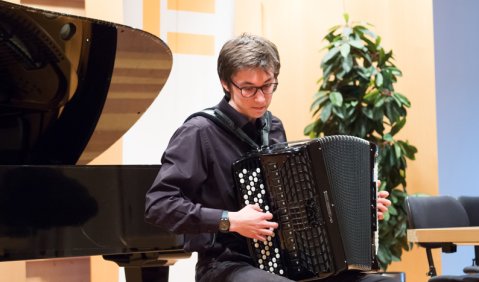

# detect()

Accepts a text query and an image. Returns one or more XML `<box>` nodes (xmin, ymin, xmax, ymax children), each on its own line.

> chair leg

<box><xmin>426</xmin><ymin>248</ymin><xmax>437</xmax><ymax>277</ymax></box>
<box><xmin>474</xmin><ymin>246</ymin><xmax>479</xmax><ymax>266</ymax></box>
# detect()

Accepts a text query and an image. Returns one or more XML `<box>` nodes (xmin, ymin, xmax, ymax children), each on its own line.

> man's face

<box><xmin>223</xmin><ymin>68</ymin><xmax>276</xmax><ymax>121</ymax></box>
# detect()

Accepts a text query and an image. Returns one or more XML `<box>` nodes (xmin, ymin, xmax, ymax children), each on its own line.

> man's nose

<box><xmin>254</xmin><ymin>89</ymin><xmax>266</xmax><ymax>102</ymax></box>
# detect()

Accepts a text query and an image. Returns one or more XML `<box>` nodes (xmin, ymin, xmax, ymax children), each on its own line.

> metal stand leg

<box><xmin>124</xmin><ymin>266</ymin><xmax>170</xmax><ymax>282</ymax></box>
<box><xmin>426</xmin><ymin>248</ymin><xmax>437</xmax><ymax>277</ymax></box>
<box><xmin>103</xmin><ymin>251</ymin><xmax>190</xmax><ymax>282</ymax></box>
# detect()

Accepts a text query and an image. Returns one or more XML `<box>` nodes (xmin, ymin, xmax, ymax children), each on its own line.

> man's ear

<box><xmin>220</xmin><ymin>80</ymin><xmax>230</xmax><ymax>93</ymax></box>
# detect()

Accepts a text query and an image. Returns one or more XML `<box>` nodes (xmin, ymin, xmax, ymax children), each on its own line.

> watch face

<box><xmin>219</xmin><ymin>218</ymin><xmax>230</xmax><ymax>232</ymax></box>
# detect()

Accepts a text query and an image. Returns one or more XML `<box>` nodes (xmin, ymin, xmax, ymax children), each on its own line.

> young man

<box><xmin>145</xmin><ymin>34</ymin><xmax>393</xmax><ymax>282</ymax></box>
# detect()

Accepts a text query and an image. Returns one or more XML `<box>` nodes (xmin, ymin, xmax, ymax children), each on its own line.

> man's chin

<box><xmin>253</xmin><ymin>109</ymin><xmax>267</xmax><ymax>117</ymax></box>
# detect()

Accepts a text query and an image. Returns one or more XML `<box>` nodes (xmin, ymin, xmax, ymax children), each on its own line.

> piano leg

<box><xmin>124</xmin><ymin>266</ymin><xmax>169</xmax><ymax>282</ymax></box>
<box><xmin>103</xmin><ymin>251</ymin><xmax>191</xmax><ymax>282</ymax></box>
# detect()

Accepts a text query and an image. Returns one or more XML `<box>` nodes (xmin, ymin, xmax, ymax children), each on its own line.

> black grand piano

<box><xmin>0</xmin><ymin>1</ymin><xmax>189</xmax><ymax>281</ymax></box>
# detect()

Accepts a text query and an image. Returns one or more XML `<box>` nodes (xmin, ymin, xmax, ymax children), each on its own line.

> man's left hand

<box><xmin>377</xmin><ymin>190</ymin><xmax>391</xmax><ymax>220</ymax></box>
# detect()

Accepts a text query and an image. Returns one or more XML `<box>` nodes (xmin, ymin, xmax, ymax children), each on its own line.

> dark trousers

<box><xmin>196</xmin><ymin>259</ymin><xmax>397</xmax><ymax>282</ymax></box>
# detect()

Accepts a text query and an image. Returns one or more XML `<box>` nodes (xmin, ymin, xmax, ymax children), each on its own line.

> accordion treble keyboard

<box><xmin>234</xmin><ymin>149</ymin><xmax>333</xmax><ymax>279</ymax></box>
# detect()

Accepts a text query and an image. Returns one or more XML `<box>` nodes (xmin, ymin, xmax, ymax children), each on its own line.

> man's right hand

<box><xmin>228</xmin><ymin>204</ymin><xmax>278</xmax><ymax>241</ymax></box>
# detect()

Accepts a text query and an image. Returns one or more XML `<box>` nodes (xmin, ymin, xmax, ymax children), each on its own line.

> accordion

<box><xmin>232</xmin><ymin>135</ymin><xmax>379</xmax><ymax>280</ymax></box>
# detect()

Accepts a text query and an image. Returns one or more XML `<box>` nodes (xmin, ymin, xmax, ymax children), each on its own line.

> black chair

<box><xmin>405</xmin><ymin>195</ymin><xmax>479</xmax><ymax>282</ymax></box>
<box><xmin>458</xmin><ymin>196</ymin><xmax>479</xmax><ymax>274</ymax></box>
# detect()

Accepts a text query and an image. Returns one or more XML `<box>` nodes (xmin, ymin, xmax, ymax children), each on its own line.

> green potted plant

<box><xmin>304</xmin><ymin>14</ymin><xmax>418</xmax><ymax>270</ymax></box>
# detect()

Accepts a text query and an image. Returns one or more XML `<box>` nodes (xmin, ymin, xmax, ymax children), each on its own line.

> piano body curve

<box><xmin>0</xmin><ymin>1</ymin><xmax>188</xmax><ymax>281</ymax></box>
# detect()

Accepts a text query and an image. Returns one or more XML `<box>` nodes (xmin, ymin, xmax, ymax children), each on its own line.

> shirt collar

<box><xmin>217</xmin><ymin>96</ymin><xmax>257</xmax><ymax>129</ymax></box>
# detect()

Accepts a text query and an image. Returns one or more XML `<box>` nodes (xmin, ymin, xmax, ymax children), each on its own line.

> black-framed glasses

<box><xmin>230</xmin><ymin>80</ymin><xmax>278</xmax><ymax>98</ymax></box>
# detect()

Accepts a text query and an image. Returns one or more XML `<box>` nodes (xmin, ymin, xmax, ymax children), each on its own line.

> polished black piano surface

<box><xmin>0</xmin><ymin>1</ymin><xmax>187</xmax><ymax>281</ymax></box>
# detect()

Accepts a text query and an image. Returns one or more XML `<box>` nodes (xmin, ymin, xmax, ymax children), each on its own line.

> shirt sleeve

<box><xmin>144</xmin><ymin>122</ymin><xmax>222</xmax><ymax>234</ymax></box>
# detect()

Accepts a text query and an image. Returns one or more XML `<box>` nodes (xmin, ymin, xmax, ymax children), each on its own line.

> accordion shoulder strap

<box><xmin>185</xmin><ymin>107</ymin><xmax>271</xmax><ymax>150</ymax></box>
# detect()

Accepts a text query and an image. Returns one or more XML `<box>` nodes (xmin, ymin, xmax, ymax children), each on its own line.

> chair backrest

<box><xmin>458</xmin><ymin>196</ymin><xmax>479</xmax><ymax>226</ymax></box>
<box><xmin>458</xmin><ymin>196</ymin><xmax>479</xmax><ymax>267</ymax></box>
<box><xmin>406</xmin><ymin>195</ymin><xmax>470</xmax><ymax>229</ymax></box>
<box><xmin>407</xmin><ymin>196</ymin><xmax>479</xmax><ymax>279</ymax></box>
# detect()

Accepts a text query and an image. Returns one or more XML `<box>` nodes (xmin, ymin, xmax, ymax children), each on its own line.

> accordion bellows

<box><xmin>232</xmin><ymin>135</ymin><xmax>379</xmax><ymax>280</ymax></box>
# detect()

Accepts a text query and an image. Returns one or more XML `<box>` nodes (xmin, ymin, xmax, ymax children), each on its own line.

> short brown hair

<box><xmin>217</xmin><ymin>33</ymin><xmax>281</xmax><ymax>97</ymax></box>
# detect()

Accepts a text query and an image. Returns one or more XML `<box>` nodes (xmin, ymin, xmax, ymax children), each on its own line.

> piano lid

<box><xmin>0</xmin><ymin>0</ymin><xmax>173</xmax><ymax>165</ymax></box>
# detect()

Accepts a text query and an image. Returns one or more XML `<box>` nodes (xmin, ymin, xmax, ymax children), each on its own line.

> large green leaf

<box><xmin>363</xmin><ymin>89</ymin><xmax>379</xmax><ymax>103</ymax></box>
<box><xmin>320</xmin><ymin>102</ymin><xmax>332</xmax><ymax>122</ymax></box>
<box><xmin>394</xmin><ymin>92</ymin><xmax>411</xmax><ymax>107</ymax></box>
<box><xmin>394</xmin><ymin>143</ymin><xmax>402</xmax><ymax>160</ymax></box>
<box><xmin>310</xmin><ymin>91</ymin><xmax>329</xmax><ymax>111</ymax></box>
<box><xmin>376</xmin><ymin>73</ymin><xmax>384</xmax><ymax>87</ymax></box>
<box><xmin>349</xmin><ymin>38</ymin><xmax>364</xmax><ymax>49</ymax></box>
<box><xmin>342</xmin><ymin>54</ymin><xmax>353</xmax><ymax>73</ymax></box>
<box><xmin>304</xmin><ymin>122</ymin><xmax>314</xmax><ymax>136</ymax></box>
<box><xmin>340</xmin><ymin>43</ymin><xmax>351</xmax><ymax>57</ymax></box>
<box><xmin>390</xmin><ymin>118</ymin><xmax>406</xmax><ymax>136</ymax></box>
<box><xmin>329</xmin><ymin>91</ymin><xmax>343</xmax><ymax>106</ymax></box>
<box><xmin>342</xmin><ymin>26</ymin><xmax>352</xmax><ymax>38</ymax></box>
<box><xmin>322</xmin><ymin>47</ymin><xmax>340</xmax><ymax>64</ymax></box>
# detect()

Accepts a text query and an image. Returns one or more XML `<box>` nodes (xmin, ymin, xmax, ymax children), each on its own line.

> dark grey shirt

<box><xmin>145</xmin><ymin>97</ymin><xmax>286</xmax><ymax>256</ymax></box>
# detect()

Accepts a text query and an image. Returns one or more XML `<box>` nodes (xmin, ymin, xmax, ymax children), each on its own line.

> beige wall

<box><xmin>12</xmin><ymin>0</ymin><xmax>85</xmax><ymax>16</ymax></box>
<box><xmin>85</xmin><ymin>0</ymin><xmax>123</xmax><ymax>23</ymax></box>
<box><xmin>235</xmin><ymin>1</ymin><xmax>439</xmax><ymax>282</ymax></box>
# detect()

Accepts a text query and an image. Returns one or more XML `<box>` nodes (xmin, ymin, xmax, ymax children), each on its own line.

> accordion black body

<box><xmin>232</xmin><ymin>135</ymin><xmax>379</xmax><ymax>280</ymax></box>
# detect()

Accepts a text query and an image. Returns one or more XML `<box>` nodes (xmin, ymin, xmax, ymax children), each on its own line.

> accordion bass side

<box><xmin>232</xmin><ymin>135</ymin><xmax>379</xmax><ymax>280</ymax></box>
